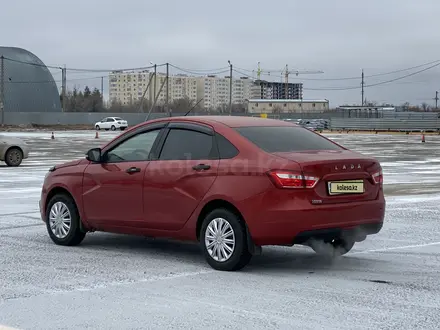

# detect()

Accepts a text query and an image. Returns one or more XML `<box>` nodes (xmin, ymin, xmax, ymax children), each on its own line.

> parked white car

<box><xmin>94</xmin><ymin>117</ymin><xmax>128</xmax><ymax>131</ymax></box>
<box><xmin>0</xmin><ymin>135</ymin><xmax>30</xmax><ymax>166</ymax></box>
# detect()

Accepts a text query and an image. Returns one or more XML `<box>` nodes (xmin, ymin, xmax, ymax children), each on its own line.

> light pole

<box><xmin>228</xmin><ymin>60</ymin><xmax>232</xmax><ymax>115</ymax></box>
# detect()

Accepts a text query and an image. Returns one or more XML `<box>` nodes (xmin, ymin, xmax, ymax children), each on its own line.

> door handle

<box><xmin>192</xmin><ymin>164</ymin><xmax>211</xmax><ymax>171</ymax></box>
<box><xmin>126</xmin><ymin>167</ymin><xmax>141</xmax><ymax>173</ymax></box>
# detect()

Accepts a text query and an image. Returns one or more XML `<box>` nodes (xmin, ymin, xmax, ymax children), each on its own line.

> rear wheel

<box><xmin>46</xmin><ymin>193</ymin><xmax>86</xmax><ymax>246</ymax></box>
<box><xmin>95</xmin><ymin>125</ymin><xmax>100</xmax><ymax>130</ymax></box>
<box><xmin>111</xmin><ymin>125</ymin><xmax>116</xmax><ymax>131</ymax></box>
<box><xmin>309</xmin><ymin>238</ymin><xmax>355</xmax><ymax>257</ymax></box>
<box><xmin>5</xmin><ymin>147</ymin><xmax>23</xmax><ymax>166</ymax></box>
<box><xmin>200</xmin><ymin>208</ymin><xmax>252</xmax><ymax>271</ymax></box>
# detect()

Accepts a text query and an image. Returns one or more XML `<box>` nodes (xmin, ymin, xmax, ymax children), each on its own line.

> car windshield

<box><xmin>235</xmin><ymin>126</ymin><xmax>343</xmax><ymax>152</ymax></box>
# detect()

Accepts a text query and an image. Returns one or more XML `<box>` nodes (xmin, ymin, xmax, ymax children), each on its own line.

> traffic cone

<box><xmin>51</xmin><ymin>132</ymin><xmax>54</xmax><ymax>139</ymax></box>
<box><xmin>95</xmin><ymin>131</ymin><xmax>99</xmax><ymax>139</ymax></box>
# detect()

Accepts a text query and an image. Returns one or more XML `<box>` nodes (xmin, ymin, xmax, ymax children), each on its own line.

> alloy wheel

<box><xmin>204</xmin><ymin>217</ymin><xmax>236</xmax><ymax>262</ymax></box>
<box><xmin>49</xmin><ymin>201</ymin><xmax>72</xmax><ymax>239</ymax></box>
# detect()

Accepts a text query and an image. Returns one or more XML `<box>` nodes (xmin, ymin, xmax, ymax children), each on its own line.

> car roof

<box><xmin>147</xmin><ymin>115</ymin><xmax>298</xmax><ymax>128</ymax></box>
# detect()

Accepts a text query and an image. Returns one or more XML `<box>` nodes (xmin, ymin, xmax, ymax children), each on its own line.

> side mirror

<box><xmin>86</xmin><ymin>148</ymin><xmax>102</xmax><ymax>162</ymax></box>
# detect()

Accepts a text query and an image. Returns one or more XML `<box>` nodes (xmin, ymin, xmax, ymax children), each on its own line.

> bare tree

<box><xmin>421</xmin><ymin>102</ymin><xmax>430</xmax><ymax>111</ymax></box>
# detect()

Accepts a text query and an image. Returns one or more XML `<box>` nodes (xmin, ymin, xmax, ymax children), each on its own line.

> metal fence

<box><xmin>2</xmin><ymin>111</ymin><xmax>338</xmax><ymax>126</ymax></box>
<box><xmin>2</xmin><ymin>111</ymin><xmax>440</xmax><ymax>131</ymax></box>
<box><xmin>330</xmin><ymin>118</ymin><xmax>440</xmax><ymax>131</ymax></box>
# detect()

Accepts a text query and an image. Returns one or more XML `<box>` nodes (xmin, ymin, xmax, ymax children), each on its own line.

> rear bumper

<box><xmin>244</xmin><ymin>195</ymin><xmax>386</xmax><ymax>246</ymax></box>
<box><xmin>292</xmin><ymin>221</ymin><xmax>383</xmax><ymax>245</ymax></box>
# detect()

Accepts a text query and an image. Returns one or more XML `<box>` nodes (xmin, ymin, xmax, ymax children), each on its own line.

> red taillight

<box><xmin>372</xmin><ymin>170</ymin><xmax>383</xmax><ymax>185</ymax></box>
<box><xmin>267</xmin><ymin>170</ymin><xmax>319</xmax><ymax>189</ymax></box>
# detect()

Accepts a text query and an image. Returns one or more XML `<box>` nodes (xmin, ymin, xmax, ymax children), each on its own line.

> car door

<box><xmin>99</xmin><ymin>117</ymin><xmax>108</xmax><ymax>129</ymax></box>
<box><xmin>105</xmin><ymin>118</ymin><xmax>115</xmax><ymax>129</ymax></box>
<box><xmin>143</xmin><ymin>122</ymin><xmax>219</xmax><ymax>230</ymax></box>
<box><xmin>82</xmin><ymin>123</ymin><xmax>165</xmax><ymax>229</ymax></box>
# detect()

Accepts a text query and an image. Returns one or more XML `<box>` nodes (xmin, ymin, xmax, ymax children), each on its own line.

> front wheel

<box><xmin>200</xmin><ymin>208</ymin><xmax>252</xmax><ymax>271</ymax></box>
<box><xmin>5</xmin><ymin>147</ymin><xmax>23</xmax><ymax>166</ymax></box>
<box><xmin>309</xmin><ymin>238</ymin><xmax>355</xmax><ymax>257</ymax></box>
<box><xmin>46</xmin><ymin>193</ymin><xmax>86</xmax><ymax>246</ymax></box>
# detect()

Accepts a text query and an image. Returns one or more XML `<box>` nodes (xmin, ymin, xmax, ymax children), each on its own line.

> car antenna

<box><xmin>184</xmin><ymin>98</ymin><xmax>204</xmax><ymax>116</ymax></box>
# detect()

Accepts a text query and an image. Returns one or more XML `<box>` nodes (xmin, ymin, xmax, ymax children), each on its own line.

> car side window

<box><xmin>105</xmin><ymin>129</ymin><xmax>160</xmax><ymax>162</ymax></box>
<box><xmin>107</xmin><ymin>118</ymin><xmax>115</xmax><ymax>122</ymax></box>
<box><xmin>215</xmin><ymin>133</ymin><xmax>239</xmax><ymax>159</ymax></box>
<box><xmin>159</xmin><ymin>128</ymin><xmax>216</xmax><ymax>160</ymax></box>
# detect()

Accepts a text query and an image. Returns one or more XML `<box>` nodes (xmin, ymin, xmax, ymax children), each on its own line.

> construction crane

<box><xmin>255</xmin><ymin>62</ymin><xmax>324</xmax><ymax>80</ymax></box>
<box><xmin>255</xmin><ymin>62</ymin><xmax>324</xmax><ymax>99</ymax></box>
<box><xmin>282</xmin><ymin>64</ymin><xmax>323</xmax><ymax>98</ymax></box>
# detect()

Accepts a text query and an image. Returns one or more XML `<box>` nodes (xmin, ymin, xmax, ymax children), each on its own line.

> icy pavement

<box><xmin>1</xmin><ymin>131</ymin><xmax>440</xmax><ymax>329</ymax></box>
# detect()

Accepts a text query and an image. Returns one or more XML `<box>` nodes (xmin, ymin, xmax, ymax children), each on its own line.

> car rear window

<box><xmin>114</xmin><ymin>117</ymin><xmax>123</xmax><ymax>121</ymax></box>
<box><xmin>235</xmin><ymin>126</ymin><xmax>342</xmax><ymax>152</ymax></box>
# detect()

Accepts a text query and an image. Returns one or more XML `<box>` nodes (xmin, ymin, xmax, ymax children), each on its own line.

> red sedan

<box><xmin>40</xmin><ymin>116</ymin><xmax>385</xmax><ymax>271</ymax></box>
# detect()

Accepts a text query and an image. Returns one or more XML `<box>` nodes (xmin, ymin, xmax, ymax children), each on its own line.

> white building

<box><xmin>109</xmin><ymin>71</ymin><xmax>199</xmax><ymax>106</ymax></box>
<box><xmin>109</xmin><ymin>70</ymin><xmax>151</xmax><ymax>106</ymax></box>
<box><xmin>110</xmin><ymin>71</ymin><xmax>295</xmax><ymax>110</ymax></box>
<box><xmin>247</xmin><ymin>99</ymin><xmax>330</xmax><ymax>113</ymax></box>
<box><xmin>197</xmin><ymin>76</ymin><xmax>260</xmax><ymax>110</ymax></box>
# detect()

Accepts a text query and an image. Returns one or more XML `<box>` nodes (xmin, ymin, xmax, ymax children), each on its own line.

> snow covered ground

<box><xmin>1</xmin><ymin>131</ymin><xmax>440</xmax><ymax>329</ymax></box>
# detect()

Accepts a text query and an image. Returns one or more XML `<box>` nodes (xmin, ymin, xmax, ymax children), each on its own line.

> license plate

<box><xmin>328</xmin><ymin>180</ymin><xmax>364</xmax><ymax>195</ymax></box>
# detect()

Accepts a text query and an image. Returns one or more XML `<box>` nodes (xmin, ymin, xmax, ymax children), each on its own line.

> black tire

<box><xmin>5</xmin><ymin>147</ymin><xmax>23</xmax><ymax>167</ymax></box>
<box><xmin>45</xmin><ymin>193</ymin><xmax>86</xmax><ymax>246</ymax></box>
<box><xmin>309</xmin><ymin>238</ymin><xmax>355</xmax><ymax>258</ymax></box>
<box><xmin>95</xmin><ymin>125</ymin><xmax>100</xmax><ymax>130</ymax></box>
<box><xmin>111</xmin><ymin>125</ymin><xmax>116</xmax><ymax>131</ymax></box>
<box><xmin>120</xmin><ymin>127</ymin><xmax>126</xmax><ymax>131</ymax></box>
<box><xmin>200</xmin><ymin>208</ymin><xmax>252</xmax><ymax>271</ymax></box>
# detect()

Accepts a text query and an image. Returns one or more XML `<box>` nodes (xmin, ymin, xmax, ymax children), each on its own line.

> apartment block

<box><xmin>109</xmin><ymin>71</ymin><xmax>293</xmax><ymax>110</ymax></box>
<box><xmin>150</xmin><ymin>73</ymin><xmax>198</xmax><ymax>105</ymax></box>
<box><xmin>109</xmin><ymin>70</ymin><xmax>151</xmax><ymax>106</ymax></box>
<box><xmin>197</xmin><ymin>75</ymin><xmax>260</xmax><ymax>110</ymax></box>
<box><xmin>109</xmin><ymin>71</ymin><xmax>198</xmax><ymax>106</ymax></box>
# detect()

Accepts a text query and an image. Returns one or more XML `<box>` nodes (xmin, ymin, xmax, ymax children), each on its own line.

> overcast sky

<box><xmin>2</xmin><ymin>0</ymin><xmax>440</xmax><ymax>107</ymax></box>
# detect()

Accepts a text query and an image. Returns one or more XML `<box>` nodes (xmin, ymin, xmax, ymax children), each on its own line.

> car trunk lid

<box><xmin>272</xmin><ymin>150</ymin><xmax>382</xmax><ymax>204</ymax></box>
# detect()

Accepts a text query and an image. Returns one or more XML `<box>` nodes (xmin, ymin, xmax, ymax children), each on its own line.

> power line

<box><xmin>169</xmin><ymin>64</ymin><xmax>230</xmax><ymax>76</ymax></box>
<box><xmin>235</xmin><ymin>59</ymin><xmax>440</xmax><ymax>81</ymax></box>
<box><xmin>5</xmin><ymin>60</ymin><xmax>440</xmax><ymax>91</ymax></box>
<box><xmin>169</xmin><ymin>64</ymin><xmax>230</xmax><ymax>72</ymax></box>
<box><xmin>304</xmin><ymin>62</ymin><xmax>440</xmax><ymax>90</ymax></box>
<box><xmin>5</xmin><ymin>75</ymin><xmax>108</xmax><ymax>84</ymax></box>
<box><xmin>234</xmin><ymin>62</ymin><xmax>440</xmax><ymax>91</ymax></box>
<box><xmin>1</xmin><ymin>56</ymin><xmax>163</xmax><ymax>73</ymax></box>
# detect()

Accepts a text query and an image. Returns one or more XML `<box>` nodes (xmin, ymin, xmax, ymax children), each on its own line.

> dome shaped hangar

<box><xmin>0</xmin><ymin>46</ymin><xmax>61</xmax><ymax>112</ymax></box>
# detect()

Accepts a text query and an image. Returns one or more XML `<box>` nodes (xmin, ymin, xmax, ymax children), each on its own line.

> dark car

<box><xmin>40</xmin><ymin>116</ymin><xmax>385</xmax><ymax>271</ymax></box>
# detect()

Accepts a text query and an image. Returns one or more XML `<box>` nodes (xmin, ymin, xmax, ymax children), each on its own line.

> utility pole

<box><xmin>228</xmin><ymin>60</ymin><xmax>232</xmax><ymax>115</ymax></box>
<box><xmin>138</xmin><ymin>72</ymin><xmax>155</xmax><ymax>113</ymax></box>
<box><xmin>101</xmin><ymin>76</ymin><xmax>104</xmax><ymax>102</ymax></box>
<box><xmin>284</xmin><ymin>64</ymin><xmax>289</xmax><ymax>99</ymax></box>
<box><xmin>0</xmin><ymin>56</ymin><xmax>4</xmax><ymax>126</ymax></box>
<box><xmin>61</xmin><ymin>65</ymin><xmax>67</xmax><ymax>112</ymax></box>
<box><xmin>435</xmin><ymin>91</ymin><xmax>439</xmax><ymax>110</ymax></box>
<box><xmin>153</xmin><ymin>64</ymin><xmax>157</xmax><ymax>112</ymax></box>
<box><xmin>166</xmin><ymin>63</ymin><xmax>170</xmax><ymax>117</ymax></box>
<box><xmin>361</xmin><ymin>69</ymin><xmax>365</xmax><ymax>106</ymax></box>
